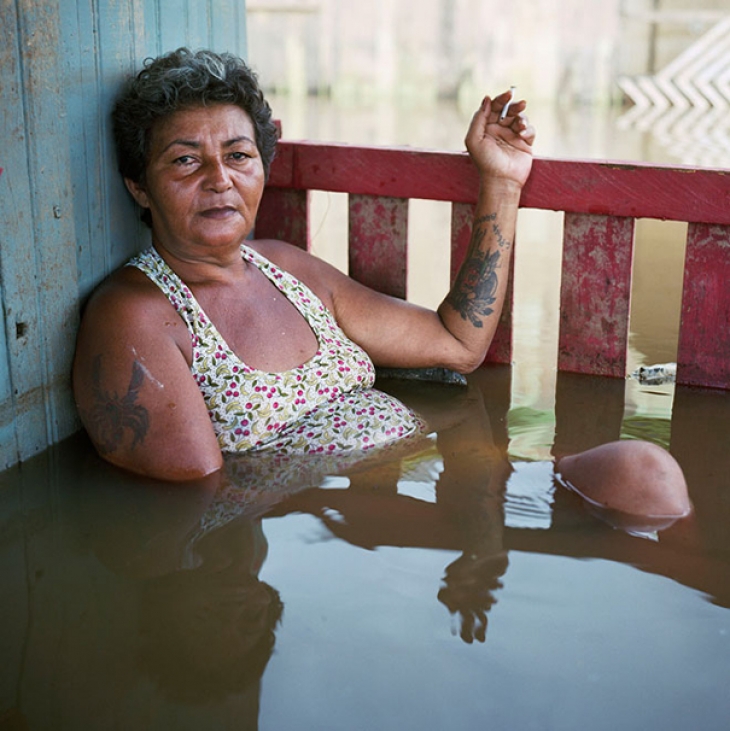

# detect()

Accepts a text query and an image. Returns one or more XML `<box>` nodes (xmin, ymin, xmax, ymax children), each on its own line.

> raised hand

<box><xmin>465</xmin><ymin>90</ymin><xmax>536</xmax><ymax>188</ymax></box>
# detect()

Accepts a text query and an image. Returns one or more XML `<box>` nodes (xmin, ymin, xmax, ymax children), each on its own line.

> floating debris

<box><xmin>631</xmin><ymin>362</ymin><xmax>677</xmax><ymax>385</ymax></box>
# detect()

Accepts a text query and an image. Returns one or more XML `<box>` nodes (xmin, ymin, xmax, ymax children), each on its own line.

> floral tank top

<box><xmin>127</xmin><ymin>245</ymin><xmax>427</xmax><ymax>455</ymax></box>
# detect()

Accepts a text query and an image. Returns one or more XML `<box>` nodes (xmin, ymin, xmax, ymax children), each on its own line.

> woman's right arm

<box><xmin>73</xmin><ymin>273</ymin><xmax>224</xmax><ymax>481</ymax></box>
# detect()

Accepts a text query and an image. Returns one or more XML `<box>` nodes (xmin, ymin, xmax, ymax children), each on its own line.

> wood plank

<box><xmin>268</xmin><ymin>141</ymin><xmax>730</xmax><ymax>225</ymax></box>
<box><xmin>676</xmin><ymin>223</ymin><xmax>730</xmax><ymax>389</ymax></box>
<box><xmin>0</xmin><ymin>10</ymin><xmax>26</xmax><ymax>468</ymax></box>
<box><xmin>525</xmin><ymin>158</ymin><xmax>730</xmax><ymax>226</ymax></box>
<box><xmin>145</xmin><ymin>1</ymin><xmax>248</xmax><ymax>66</ymax></box>
<box><xmin>558</xmin><ymin>213</ymin><xmax>635</xmax><ymax>378</ymax></box>
<box><xmin>60</xmin><ymin>0</ymin><xmax>146</xmax><ymax>297</ymax></box>
<box><xmin>348</xmin><ymin>195</ymin><xmax>408</xmax><ymax>299</ymax></box>
<box><xmin>60</xmin><ymin>1</ymin><xmax>108</xmax><ymax>298</ymax></box>
<box><xmin>0</xmin><ymin>0</ymin><xmax>81</xmax><ymax>465</ymax></box>
<box><xmin>209</xmin><ymin>0</ymin><xmax>249</xmax><ymax>52</ymax></box>
<box><xmin>99</xmin><ymin>0</ymin><xmax>150</xmax><ymax>274</ymax></box>
<box><xmin>450</xmin><ymin>203</ymin><xmax>513</xmax><ymax>364</ymax></box>
<box><xmin>255</xmin><ymin>187</ymin><xmax>311</xmax><ymax>251</ymax></box>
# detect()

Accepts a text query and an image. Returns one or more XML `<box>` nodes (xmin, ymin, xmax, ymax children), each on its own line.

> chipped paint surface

<box><xmin>348</xmin><ymin>194</ymin><xmax>408</xmax><ymax>299</ymax></box>
<box><xmin>1</xmin><ymin>0</ymin><xmax>249</xmax><ymax>471</ymax></box>
<box><xmin>256</xmin><ymin>188</ymin><xmax>310</xmax><ymax>251</ymax></box>
<box><xmin>677</xmin><ymin>223</ymin><xmax>730</xmax><ymax>389</ymax></box>
<box><xmin>558</xmin><ymin>213</ymin><xmax>635</xmax><ymax>378</ymax></box>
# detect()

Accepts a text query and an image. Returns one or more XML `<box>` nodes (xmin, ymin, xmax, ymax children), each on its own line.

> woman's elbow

<box><xmin>443</xmin><ymin>347</ymin><xmax>487</xmax><ymax>375</ymax></box>
<box><xmin>456</xmin><ymin>358</ymin><xmax>485</xmax><ymax>375</ymax></box>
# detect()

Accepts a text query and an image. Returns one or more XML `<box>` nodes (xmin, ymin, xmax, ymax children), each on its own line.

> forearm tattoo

<box><xmin>446</xmin><ymin>213</ymin><xmax>511</xmax><ymax>328</ymax></box>
<box><xmin>86</xmin><ymin>355</ymin><xmax>150</xmax><ymax>453</ymax></box>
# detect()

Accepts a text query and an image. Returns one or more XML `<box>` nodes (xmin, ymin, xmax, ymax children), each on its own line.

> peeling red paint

<box><xmin>256</xmin><ymin>188</ymin><xmax>310</xmax><ymax>251</ymax></box>
<box><xmin>348</xmin><ymin>194</ymin><xmax>408</xmax><ymax>299</ymax></box>
<box><xmin>558</xmin><ymin>213</ymin><xmax>634</xmax><ymax>378</ymax></box>
<box><xmin>677</xmin><ymin>223</ymin><xmax>730</xmax><ymax>389</ymax></box>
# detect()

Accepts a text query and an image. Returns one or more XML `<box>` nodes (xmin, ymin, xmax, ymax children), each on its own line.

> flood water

<box><xmin>1</xmin><ymin>368</ymin><xmax>729</xmax><ymax>730</ymax></box>
<box><xmin>2</xmin><ymin>97</ymin><xmax>730</xmax><ymax>729</ymax></box>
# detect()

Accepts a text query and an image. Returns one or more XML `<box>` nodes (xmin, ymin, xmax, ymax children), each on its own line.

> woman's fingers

<box><xmin>514</xmin><ymin>113</ymin><xmax>536</xmax><ymax>145</ymax></box>
<box><xmin>465</xmin><ymin>91</ymin><xmax>535</xmax><ymax>182</ymax></box>
<box><xmin>494</xmin><ymin>90</ymin><xmax>526</xmax><ymax>121</ymax></box>
<box><xmin>520</xmin><ymin>121</ymin><xmax>536</xmax><ymax>146</ymax></box>
<box><xmin>476</xmin><ymin>89</ymin><xmax>527</xmax><ymax>124</ymax></box>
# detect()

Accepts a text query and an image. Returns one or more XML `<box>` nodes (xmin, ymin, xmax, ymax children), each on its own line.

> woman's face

<box><xmin>125</xmin><ymin>104</ymin><xmax>266</xmax><ymax>255</ymax></box>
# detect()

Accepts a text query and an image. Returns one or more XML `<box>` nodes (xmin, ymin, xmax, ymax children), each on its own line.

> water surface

<box><xmin>1</xmin><ymin>368</ymin><xmax>728</xmax><ymax>730</ymax></box>
<box><xmin>2</xmin><ymin>95</ymin><xmax>728</xmax><ymax>730</ymax></box>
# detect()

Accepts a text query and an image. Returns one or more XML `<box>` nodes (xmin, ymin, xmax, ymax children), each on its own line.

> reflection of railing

<box><xmin>258</xmin><ymin>141</ymin><xmax>730</xmax><ymax>390</ymax></box>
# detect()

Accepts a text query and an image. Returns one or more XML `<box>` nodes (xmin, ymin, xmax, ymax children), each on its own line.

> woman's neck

<box><xmin>152</xmin><ymin>237</ymin><xmax>250</xmax><ymax>285</ymax></box>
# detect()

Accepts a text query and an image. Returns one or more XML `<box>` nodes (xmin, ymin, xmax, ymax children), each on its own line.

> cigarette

<box><xmin>500</xmin><ymin>86</ymin><xmax>517</xmax><ymax>120</ymax></box>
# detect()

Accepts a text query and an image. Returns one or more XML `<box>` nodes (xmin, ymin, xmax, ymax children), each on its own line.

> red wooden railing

<box><xmin>256</xmin><ymin>140</ymin><xmax>730</xmax><ymax>389</ymax></box>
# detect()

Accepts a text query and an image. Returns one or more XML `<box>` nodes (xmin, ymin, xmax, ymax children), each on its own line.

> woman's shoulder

<box><xmin>247</xmin><ymin>237</ymin><xmax>308</xmax><ymax>267</ymax></box>
<box><xmin>247</xmin><ymin>238</ymin><xmax>344</xmax><ymax>305</ymax></box>
<box><xmin>81</xmin><ymin>261</ymin><xmax>176</xmax><ymax>330</ymax></box>
<box><xmin>77</xmin><ymin>260</ymin><xmax>193</xmax><ymax>370</ymax></box>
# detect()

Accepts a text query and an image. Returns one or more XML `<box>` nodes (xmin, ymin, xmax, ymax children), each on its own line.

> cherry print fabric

<box><xmin>127</xmin><ymin>245</ymin><xmax>427</xmax><ymax>455</ymax></box>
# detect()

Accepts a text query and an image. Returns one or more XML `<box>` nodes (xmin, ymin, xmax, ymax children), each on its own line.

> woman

<box><xmin>73</xmin><ymin>48</ymin><xmax>534</xmax><ymax>482</ymax></box>
<box><xmin>71</xmin><ymin>49</ymin><xmax>691</xmax><ymax>526</ymax></box>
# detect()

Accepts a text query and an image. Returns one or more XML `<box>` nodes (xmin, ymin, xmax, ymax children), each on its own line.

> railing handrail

<box><xmin>269</xmin><ymin>139</ymin><xmax>730</xmax><ymax>225</ymax></box>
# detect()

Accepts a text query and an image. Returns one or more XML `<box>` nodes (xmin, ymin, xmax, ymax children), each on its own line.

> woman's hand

<box><xmin>465</xmin><ymin>90</ymin><xmax>535</xmax><ymax>188</ymax></box>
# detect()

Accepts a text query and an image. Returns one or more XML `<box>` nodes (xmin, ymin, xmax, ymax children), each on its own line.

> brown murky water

<box><xmin>1</xmin><ymin>98</ymin><xmax>728</xmax><ymax>729</ymax></box>
<box><xmin>1</xmin><ymin>368</ymin><xmax>729</xmax><ymax>730</ymax></box>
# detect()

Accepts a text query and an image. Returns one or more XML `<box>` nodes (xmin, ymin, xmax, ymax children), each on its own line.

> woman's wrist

<box><xmin>478</xmin><ymin>175</ymin><xmax>524</xmax><ymax>202</ymax></box>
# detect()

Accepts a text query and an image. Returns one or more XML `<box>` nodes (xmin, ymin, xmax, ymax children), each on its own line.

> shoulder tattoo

<box><xmin>85</xmin><ymin>355</ymin><xmax>150</xmax><ymax>454</ymax></box>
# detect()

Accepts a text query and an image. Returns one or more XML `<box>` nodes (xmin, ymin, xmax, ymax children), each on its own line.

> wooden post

<box><xmin>677</xmin><ymin>223</ymin><xmax>730</xmax><ymax>389</ymax></box>
<box><xmin>256</xmin><ymin>188</ymin><xmax>311</xmax><ymax>251</ymax></box>
<box><xmin>558</xmin><ymin>213</ymin><xmax>635</xmax><ymax>378</ymax></box>
<box><xmin>348</xmin><ymin>194</ymin><xmax>408</xmax><ymax>299</ymax></box>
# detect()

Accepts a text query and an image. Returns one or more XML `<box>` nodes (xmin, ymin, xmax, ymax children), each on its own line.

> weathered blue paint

<box><xmin>0</xmin><ymin>0</ymin><xmax>248</xmax><ymax>471</ymax></box>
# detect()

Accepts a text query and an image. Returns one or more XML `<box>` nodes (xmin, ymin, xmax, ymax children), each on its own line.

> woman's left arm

<box><xmin>324</xmin><ymin>91</ymin><xmax>535</xmax><ymax>373</ymax></box>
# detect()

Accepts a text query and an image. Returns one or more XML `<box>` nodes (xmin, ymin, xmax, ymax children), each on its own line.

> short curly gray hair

<box><xmin>112</xmin><ymin>48</ymin><xmax>278</xmax><ymax>225</ymax></box>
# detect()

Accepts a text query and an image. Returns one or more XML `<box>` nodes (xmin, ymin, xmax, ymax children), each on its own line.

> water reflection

<box><xmin>2</xmin><ymin>368</ymin><xmax>729</xmax><ymax>728</ymax></box>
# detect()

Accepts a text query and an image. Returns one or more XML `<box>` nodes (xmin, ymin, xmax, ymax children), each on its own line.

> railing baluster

<box><xmin>450</xmin><ymin>202</ymin><xmax>513</xmax><ymax>364</ymax></box>
<box><xmin>558</xmin><ymin>212</ymin><xmax>635</xmax><ymax>378</ymax></box>
<box><xmin>348</xmin><ymin>194</ymin><xmax>408</xmax><ymax>299</ymax></box>
<box><xmin>677</xmin><ymin>222</ymin><xmax>730</xmax><ymax>389</ymax></box>
<box><xmin>255</xmin><ymin>188</ymin><xmax>311</xmax><ymax>251</ymax></box>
